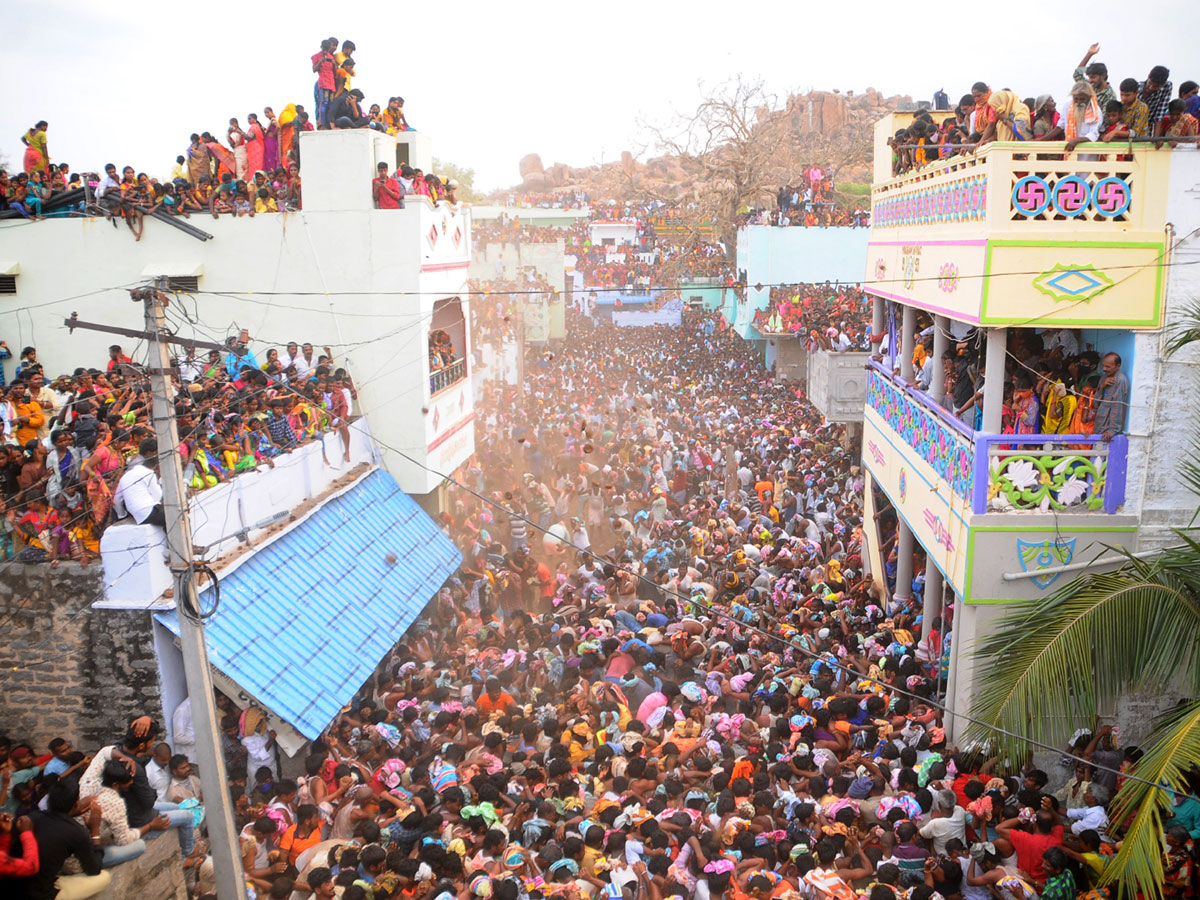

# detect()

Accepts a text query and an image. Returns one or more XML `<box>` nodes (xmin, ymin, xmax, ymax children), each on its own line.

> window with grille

<box><xmin>0</xmin><ymin>276</ymin><xmax>15</xmax><ymax>294</ymax></box>
<box><xmin>167</xmin><ymin>276</ymin><xmax>199</xmax><ymax>292</ymax></box>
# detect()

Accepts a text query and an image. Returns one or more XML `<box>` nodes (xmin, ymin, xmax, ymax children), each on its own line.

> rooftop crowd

<box><xmin>4</xmin><ymin>38</ymin><xmax>458</xmax><ymax>236</ymax></box>
<box><xmin>752</xmin><ymin>286</ymin><xmax>873</xmax><ymax>352</ymax></box>
<box><xmin>5</xmin><ymin>309</ymin><xmax>1194</xmax><ymax>900</ymax></box>
<box><xmin>493</xmin><ymin>191</ymin><xmax>592</xmax><ymax>210</ymax></box>
<box><xmin>0</xmin><ymin>335</ymin><xmax>357</xmax><ymax>563</ymax></box>
<box><xmin>891</xmin><ymin>47</ymin><xmax>1198</xmax><ymax>175</ymax></box>
<box><xmin>739</xmin><ymin>168</ymin><xmax>870</xmax><ymax>229</ymax></box>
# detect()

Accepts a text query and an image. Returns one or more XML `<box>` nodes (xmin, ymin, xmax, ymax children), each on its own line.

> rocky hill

<box><xmin>497</xmin><ymin>88</ymin><xmax>910</xmax><ymax>206</ymax></box>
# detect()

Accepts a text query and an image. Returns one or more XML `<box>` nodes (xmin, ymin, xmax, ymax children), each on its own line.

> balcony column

<box><xmin>893</xmin><ymin>520</ymin><xmax>915</xmax><ymax>602</ymax></box>
<box><xmin>922</xmin><ymin>564</ymin><xmax>943</xmax><ymax>641</ymax></box>
<box><xmin>930</xmin><ymin>315</ymin><xmax>949</xmax><ymax>404</ymax></box>
<box><xmin>900</xmin><ymin>305</ymin><xmax>916</xmax><ymax>381</ymax></box>
<box><xmin>981</xmin><ymin>327</ymin><xmax>1008</xmax><ymax>433</ymax></box>
<box><xmin>872</xmin><ymin>295</ymin><xmax>884</xmax><ymax>342</ymax></box>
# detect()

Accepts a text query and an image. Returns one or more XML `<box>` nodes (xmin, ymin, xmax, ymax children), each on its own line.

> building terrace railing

<box><xmin>865</xmin><ymin>362</ymin><xmax>1127</xmax><ymax>515</ymax></box>
<box><xmin>870</xmin><ymin>140</ymin><xmax>1170</xmax><ymax>233</ymax></box>
<box><xmin>430</xmin><ymin>358</ymin><xmax>467</xmax><ymax>395</ymax></box>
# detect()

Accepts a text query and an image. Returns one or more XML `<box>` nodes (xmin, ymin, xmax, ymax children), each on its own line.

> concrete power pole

<box><xmin>143</xmin><ymin>279</ymin><xmax>248</xmax><ymax>900</ymax></box>
<box><xmin>65</xmin><ymin>285</ymin><xmax>247</xmax><ymax>899</ymax></box>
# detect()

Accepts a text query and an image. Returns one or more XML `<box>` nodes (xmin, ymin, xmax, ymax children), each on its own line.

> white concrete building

<box><xmin>588</xmin><ymin>219</ymin><xmax>639</xmax><ymax>247</ymax></box>
<box><xmin>0</xmin><ymin>129</ymin><xmax>474</xmax><ymax>497</ymax></box>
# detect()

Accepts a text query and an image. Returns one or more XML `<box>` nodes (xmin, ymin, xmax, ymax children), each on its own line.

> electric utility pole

<box><xmin>68</xmin><ymin>283</ymin><xmax>248</xmax><ymax>900</ymax></box>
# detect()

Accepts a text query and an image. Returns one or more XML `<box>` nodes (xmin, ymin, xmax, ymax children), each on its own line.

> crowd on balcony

<box><xmin>6</xmin><ymin>309</ymin><xmax>1197</xmax><ymax>900</ymax></box>
<box><xmin>752</xmin><ymin>285</ymin><xmax>873</xmax><ymax>350</ymax></box>
<box><xmin>890</xmin><ymin>47</ymin><xmax>1198</xmax><ymax>175</ymax></box>
<box><xmin>373</xmin><ymin>163</ymin><xmax>459</xmax><ymax>210</ymax></box>
<box><xmin>429</xmin><ymin>330</ymin><xmax>467</xmax><ymax>394</ymax></box>
<box><xmin>0</xmin><ymin>335</ymin><xmax>356</xmax><ymax>563</ymax></box>
<box><xmin>874</xmin><ymin>318</ymin><xmax>1132</xmax><ymax>443</ymax></box>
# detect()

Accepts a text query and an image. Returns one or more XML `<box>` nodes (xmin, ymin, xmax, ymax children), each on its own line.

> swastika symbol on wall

<box><xmin>1012</xmin><ymin>176</ymin><xmax>1050</xmax><ymax>216</ymax></box>
<box><xmin>1053</xmin><ymin>176</ymin><xmax>1091</xmax><ymax>216</ymax></box>
<box><xmin>1093</xmin><ymin>177</ymin><xmax>1131</xmax><ymax>217</ymax></box>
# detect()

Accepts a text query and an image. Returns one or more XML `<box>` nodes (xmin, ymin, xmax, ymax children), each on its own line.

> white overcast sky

<box><xmin>1</xmin><ymin>0</ymin><xmax>1194</xmax><ymax>191</ymax></box>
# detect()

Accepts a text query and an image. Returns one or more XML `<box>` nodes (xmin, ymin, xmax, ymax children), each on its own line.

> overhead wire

<box><xmin>214</xmin><ymin>348</ymin><xmax>1193</xmax><ymax>800</ymax></box>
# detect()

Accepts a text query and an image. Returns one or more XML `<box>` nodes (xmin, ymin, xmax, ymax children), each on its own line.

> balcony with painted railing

<box><xmin>861</xmin><ymin>361</ymin><xmax>1137</xmax><ymax>605</ymax></box>
<box><xmin>862</xmin><ymin>126</ymin><xmax>1172</xmax><ymax>332</ymax></box>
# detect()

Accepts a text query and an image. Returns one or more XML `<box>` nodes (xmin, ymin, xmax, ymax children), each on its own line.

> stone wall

<box><xmin>98</xmin><ymin>829</ymin><xmax>188</xmax><ymax>900</ymax></box>
<box><xmin>0</xmin><ymin>563</ymin><xmax>163</xmax><ymax>749</ymax></box>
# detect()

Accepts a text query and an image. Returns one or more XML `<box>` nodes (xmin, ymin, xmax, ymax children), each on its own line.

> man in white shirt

<box><xmin>113</xmin><ymin>437</ymin><xmax>165</xmax><ymax>527</ymax></box>
<box><xmin>292</xmin><ymin>343</ymin><xmax>317</xmax><ymax>380</ymax></box>
<box><xmin>144</xmin><ymin>742</ymin><xmax>173</xmax><ymax>802</ymax></box>
<box><xmin>172</xmin><ymin>697</ymin><xmax>196</xmax><ymax>763</ymax></box>
<box><xmin>1066</xmin><ymin>785</ymin><xmax>1110</xmax><ymax>836</ymax></box>
<box><xmin>919</xmin><ymin>789</ymin><xmax>968</xmax><ymax>855</ymax></box>
<box><xmin>94</xmin><ymin>163</ymin><xmax>122</xmax><ymax>212</ymax></box>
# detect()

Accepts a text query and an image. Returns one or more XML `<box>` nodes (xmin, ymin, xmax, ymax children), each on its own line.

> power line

<box><xmin>221</xmin><ymin>332</ymin><xmax>1186</xmax><ymax>800</ymax></box>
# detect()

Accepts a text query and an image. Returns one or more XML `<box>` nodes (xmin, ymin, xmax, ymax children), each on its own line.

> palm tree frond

<box><xmin>965</xmin><ymin>568</ymin><xmax>1200</xmax><ymax>757</ymax></box>
<box><xmin>1165</xmin><ymin>298</ymin><xmax>1200</xmax><ymax>356</ymax></box>
<box><xmin>1101</xmin><ymin>699</ymin><xmax>1200</xmax><ymax>897</ymax></box>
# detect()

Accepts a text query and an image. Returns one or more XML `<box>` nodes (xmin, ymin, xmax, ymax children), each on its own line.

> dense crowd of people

<box><xmin>752</xmin><ymin>286</ymin><xmax>872</xmax><ymax>352</ymax></box>
<box><xmin>492</xmin><ymin>191</ymin><xmax>592</xmax><ymax>210</ymax></box>
<box><xmin>6</xmin><ymin>309</ymin><xmax>1194</xmax><ymax>900</ymax></box>
<box><xmin>741</xmin><ymin>207</ymin><xmax>870</xmax><ymax>229</ymax></box>
<box><xmin>473</xmin><ymin>209</ymin><xmax>736</xmax><ymax>291</ymax></box>
<box><xmin>891</xmin><ymin>49</ymin><xmax>1197</xmax><ymax>175</ymax></box>
<box><xmin>0</xmin><ymin>336</ymin><xmax>356</xmax><ymax>563</ymax></box>
<box><xmin>474</xmin><ymin>220</ymin><xmax>575</xmax><ymax>246</ymax></box>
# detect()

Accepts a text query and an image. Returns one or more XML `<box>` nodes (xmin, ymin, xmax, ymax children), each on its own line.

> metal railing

<box><xmin>866</xmin><ymin>361</ymin><xmax>1128</xmax><ymax>514</ymax></box>
<box><xmin>974</xmin><ymin>433</ymin><xmax>1127</xmax><ymax>515</ymax></box>
<box><xmin>429</xmin><ymin>358</ymin><xmax>466</xmax><ymax>395</ymax></box>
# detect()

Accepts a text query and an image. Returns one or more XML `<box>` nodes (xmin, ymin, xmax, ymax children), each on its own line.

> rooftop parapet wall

<box><xmin>862</xmin><ymin>140</ymin><xmax>1176</xmax><ymax>329</ymax></box>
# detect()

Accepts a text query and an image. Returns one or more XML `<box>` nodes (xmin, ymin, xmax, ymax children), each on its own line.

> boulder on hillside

<box><xmin>522</xmin><ymin>172</ymin><xmax>549</xmax><ymax>191</ymax></box>
<box><xmin>518</xmin><ymin>153</ymin><xmax>545</xmax><ymax>179</ymax></box>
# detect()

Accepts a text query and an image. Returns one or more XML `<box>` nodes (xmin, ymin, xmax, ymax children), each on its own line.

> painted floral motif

<box><xmin>866</xmin><ymin>370</ymin><xmax>973</xmax><ymax>500</ymax></box>
<box><xmin>937</xmin><ymin>262</ymin><xmax>960</xmax><ymax>293</ymax></box>
<box><xmin>989</xmin><ymin>452</ymin><xmax>1106</xmax><ymax>511</ymax></box>
<box><xmin>872</xmin><ymin>175</ymin><xmax>988</xmax><ymax>228</ymax></box>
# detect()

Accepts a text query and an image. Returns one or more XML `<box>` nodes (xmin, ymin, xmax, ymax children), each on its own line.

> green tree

<box><xmin>432</xmin><ymin>158</ymin><xmax>482</xmax><ymax>204</ymax></box>
<box><xmin>967</xmin><ymin>305</ymin><xmax>1200</xmax><ymax>898</ymax></box>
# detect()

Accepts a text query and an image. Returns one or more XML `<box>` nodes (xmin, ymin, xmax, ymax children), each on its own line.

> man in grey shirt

<box><xmin>1093</xmin><ymin>352</ymin><xmax>1130</xmax><ymax>440</ymax></box>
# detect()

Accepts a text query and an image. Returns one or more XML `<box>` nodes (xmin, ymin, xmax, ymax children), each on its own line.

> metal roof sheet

<box><xmin>157</xmin><ymin>469</ymin><xmax>460</xmax><ymax>740</ymax></box>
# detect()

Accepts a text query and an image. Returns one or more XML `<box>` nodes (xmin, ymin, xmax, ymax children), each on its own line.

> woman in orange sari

<box><xmin>245</xmin><ymin>113</ymin><xmax>266</xmax><ymax>177</ymax></box>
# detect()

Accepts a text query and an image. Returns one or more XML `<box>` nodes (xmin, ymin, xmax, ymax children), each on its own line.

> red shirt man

<box><xmin>312</xmin><ymin>45</ymin><xmax>336</xmax><ymax>92</ymax></box>
<box><xmin>373</xmin><ymin>164</ymin><xmax>402</xmax><ymax>210</ymax></box>
<box><xmin>999</xmin><ymin>808</ymin><xmax>1063</xmax><ymax>884</ymax></box>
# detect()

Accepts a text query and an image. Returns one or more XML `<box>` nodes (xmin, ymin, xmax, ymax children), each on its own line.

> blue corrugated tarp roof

<box><xmin>156</xmin><ymin>469</ymin><xmax>460</xmax><ymax>740</ymax></box>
